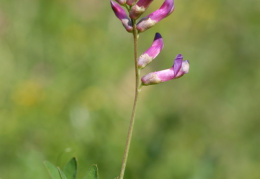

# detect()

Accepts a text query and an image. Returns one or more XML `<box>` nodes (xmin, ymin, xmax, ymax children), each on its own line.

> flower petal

<box><xmin>136</xmin><ymin>0</ymin><xmax>174</xmax><ymax>32</ymax></box>
<box><xmin>129</xmin><ymin>0</ymin><xmax>154</xmax><ymax>19</ymax></box>
<box><xmin>141</xmin><ymin>54</ymin><xmax>189</xmax><ymax>86</ymax></box>
<box><xmin>138</xmin><ymin>33</ymin><xmax>164</xmax><ymax>69</ymax></box>
<box><xmin>172</xmin><ymin>54</ymin><xmax>183</xmax><ymax>78</ymax></box>
<box><xmin>116</xmin><ymin>0</ymin><xmax>126</xmax><ymax>5</ymax></box>
<box><xmin>126</xmin><ymin>0</ymin><xmax>137</xmax><ymax>6</ymax></box>
<box><xmin>110</xmin><ymin>0</ymin><xmax>133</xmax><ymax>32</ymax></box>
<box><xmin>175</xmin><ymin>60</ymin><xmax>190</xmax><ymax>78</ymax></box>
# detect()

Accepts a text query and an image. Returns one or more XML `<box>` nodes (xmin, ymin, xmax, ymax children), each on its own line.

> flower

<box><xmin>129</xmin><ymin>0</ymin><xmax>154</xmax><ymax>19</ymax></box>
<box><xmin>136</xmin><ymin>0</ymin><xmax>174</xmax><ymax>32</ymax></box>
<box><xmin>126</xmin><ymin>0</ymin><xmax>137</xmax><ymax>6</ymax></box>
<box><xmin>138</xmin><ymin>32</ymin><xmax>163</xmax><ymax>69</ymax></box>
<box><xmin>110</xmin><ymin>0</ymin><xmax>133</xmax><ymax>32</ymax></box>
<box><xmin>141</xmin><ymin>54</ymin><xmax>189</xmax><ymax>85</ymax></box>
<box><xmin>115</xmin><ymin>0</ymin><xmax>126</xmax><ymax>5</ymax></box>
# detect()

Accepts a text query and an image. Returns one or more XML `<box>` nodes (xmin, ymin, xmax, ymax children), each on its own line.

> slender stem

<box><xmin>119</xmin><ymin>19</ymin><xmax>141</xmax><ymax>179</ymax></box>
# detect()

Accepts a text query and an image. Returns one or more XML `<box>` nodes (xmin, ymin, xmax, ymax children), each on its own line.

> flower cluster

<box><xmin>111</xmin><ymin>0</ymin><xmax>174</xmax><ymax>33</ymax></box>
<box><xmin>110</xmin><ymin>0</ymin><xmax>189</xmax><ymax>86</ymax></box>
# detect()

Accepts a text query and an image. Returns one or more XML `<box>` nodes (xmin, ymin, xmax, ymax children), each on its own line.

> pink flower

<box><xmin>129</xmin><ymin>0</ymin><xmax>154</xmax><ymax>19</ymax></box>
<box><xmin>126</xmin><ymin>0</ymin><xmax>137</xmax><ymax>6</ymax></box>
<box><xmin>115</xmin><ymin>0</ymin><xmax>126</xmax><ymax>5</ymax></box>
<box><xmin>136</xmin><ymin>0</ymin><xmax>174</xmax><ymax>32</ymax></box>
<box><xmin>138</xmin><ymin>33</ymin><xmax>163</xmax><ymax>69</ymax></box>
<box><xmin>141</xmin><ymin>54</ymin><xmax>189</xmax><ymax>85</ymax></box>
<box><xmin>110</xmin><ymin>0</ymin><xmax>133</xmax><ymax>32</ymax></box>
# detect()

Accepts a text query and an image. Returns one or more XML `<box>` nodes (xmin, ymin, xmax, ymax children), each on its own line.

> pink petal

<box><xmin>129</xmin><ymin>0</ymin><xmax>154</xmax><ymax>19</ymax></box>
<box><xmin>110</xmin><ymin>0</ymin><xmax>133</xmax><ymax>32</ymax></box>
<box><xmin>136</xmin><ymin>0</ymin><xmax>174</xmax><ymax>32</ymax></box>
<box><xmin>138</xmin><ymin>33</ymin><xmax>164</xmax><ymax>69</ymax></box>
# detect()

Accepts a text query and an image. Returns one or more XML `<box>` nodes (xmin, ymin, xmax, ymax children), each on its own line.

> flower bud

<box><xmin>141</xmin><ymin>54</ymin><xmax>189</xmax><ymax>85</ymax></box>
<box><xmin>129</xmin><ymin>0</ymin><xmax>154</xmax><ymax>19</ymax></box>
<box><xmin>116</xmin><ymin>0</ymin><xmax>126</xmax><ymax>5</ymax></box>
<box><xmin>138</xmin><ymin>33</ymin><xmax>163</xmax><ymax>69</ymax></box>
<box><xmin>110</xmin><ymin>0</ymin><xmax>133</xmax><ymax>32</ymax></box>
<box><xmin>126</xmin><ymin>0</ymin><xmax>137</xmax><ymax>6</ymax></box>
<box><xmin>136</xmin><ymin>0</ymin><xmax>174</xmax><ymax>32</ymax></box>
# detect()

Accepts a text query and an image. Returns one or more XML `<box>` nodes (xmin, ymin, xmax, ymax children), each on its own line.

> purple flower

<box><xmin>129</xmin><ymin>0</ymin><xmax>154</xmax><ymax>19</ymax></box>
<box><xmin>138</xmin><ymin>33</ymin><xmax>163</xmax><ymax>69</ymax></box>
<box><xmin>136</xmin><ymin>0</ymin><xmax>174</xmax><ymax>32</ymax></box>
<box><xmin>126</xmin><ymin>0</ymin><xmax>137</xmax><ymax>6</ymax></box>
<box><xmin>110</xmin><ymin>0</ymin><xmax>133</xmax><ymax>32</ymax></box>
<box><xmin>141</xmin><ymin>54</ymin><xmax>189</xmax><ymax>85</ymax></box>
<box><xmin>115</xmin><ymin>0</ymin><xmax>126</xmax><ymax>5</ymax></box>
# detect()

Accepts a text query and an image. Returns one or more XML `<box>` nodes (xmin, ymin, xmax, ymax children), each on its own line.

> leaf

<box><xmin>58</xmin><ymin>167</ymin><xmax>68</xmax><ymax>179</ymax></box>
<box><xmin>44</xmin><ymin>161</ymin><xmax>61</xmax><ymax>179</ymax></box>
<box><xmin>63</xmin><ymin>157</ymin><xmax>77</xmax><ymax>179</ymax></box>
<box><xmin>83</xmin><ymin>165</ymin><xmax>98</xmax><ymax>179</ymax></box>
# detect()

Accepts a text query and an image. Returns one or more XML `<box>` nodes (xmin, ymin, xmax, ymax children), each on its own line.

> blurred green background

<box><xmin>0</xmin><ymin>0</ymin><xmax>260</xmax><ymax>178</ymax></box>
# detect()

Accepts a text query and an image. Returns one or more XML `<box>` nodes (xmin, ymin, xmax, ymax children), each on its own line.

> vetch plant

<box><xmin>44</xmin><ymin>1</ymin><xmax>189</xmax><ymax>179</ymax></box>
<box><xmin>111</xmin><ymin>0</ymin><xmax>190</xmax><ymax>178</ymax></box>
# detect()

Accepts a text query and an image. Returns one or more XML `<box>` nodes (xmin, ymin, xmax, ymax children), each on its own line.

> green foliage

<box><xmin>45</xmin><ymin>158</ymin><xmax>98</xmax><ymax>179</ymax></box>
<box><xmin>63</xmin><ymin>158</ymin><xmax>77</xmax><ymax>179</ymax></box>
<box><xmin>83</xmin><ymin>165</ymin><xmax>98</xmax><ymax>179</ymax></box>
<box><xmin>44</xmin><ymin>161</ymin><xmax>61</xmax><ymax>179</ymax></box>
<box><xmin>58</xmin><ymin>168</ymin><xmax>68</xmax><ymax>179</ymax></box>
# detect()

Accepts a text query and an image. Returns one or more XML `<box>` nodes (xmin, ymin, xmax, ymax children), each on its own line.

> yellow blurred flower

<box><xmin>12</xmin><ymin>79</ymin><xmax>44</xmax><ymax>107</ymax></box>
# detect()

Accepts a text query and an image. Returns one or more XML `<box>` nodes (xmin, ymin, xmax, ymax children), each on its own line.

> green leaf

<box><xmin>63</xmin><ymin>157</ymin><xmax>77</xmax><ymax>179</ymax></box>
<box><xmin>58</xmin><ymin>167</ymin><xmax>68</xmax><ymax>179</ymax></box>
<box><xmin>44</xmin><ymin>161</ymin><xmax>61</xmax><ymax>179</ymax></box>
<box><xmin>83</xmin><ymin>165</ymin><xmax>98</xmax><ymax>179</ymax></box>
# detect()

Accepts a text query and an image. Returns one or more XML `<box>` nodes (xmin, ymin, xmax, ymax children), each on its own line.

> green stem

<box><xmin>119</xmin><ymin>19</ymin><xmax>141</xmax><ymax>179</ymax></box>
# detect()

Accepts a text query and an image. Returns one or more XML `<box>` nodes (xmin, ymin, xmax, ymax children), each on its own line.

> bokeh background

<box><xmin>0</xmin><ymin>0</ymin><xmax>260</xmax><ymax>178</ymax></box>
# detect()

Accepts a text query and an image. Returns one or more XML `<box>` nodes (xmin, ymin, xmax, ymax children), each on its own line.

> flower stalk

<box><xmin>119</xmin><ymin>19</ymin><xmax>141</xmax><ymax>179</ymax></box>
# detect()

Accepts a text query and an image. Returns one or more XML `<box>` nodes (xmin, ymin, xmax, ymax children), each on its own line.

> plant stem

<box><xmin>119</xmin><ymin>19</ymin><xmax>141</xmax><ymax>179</ymax></box>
